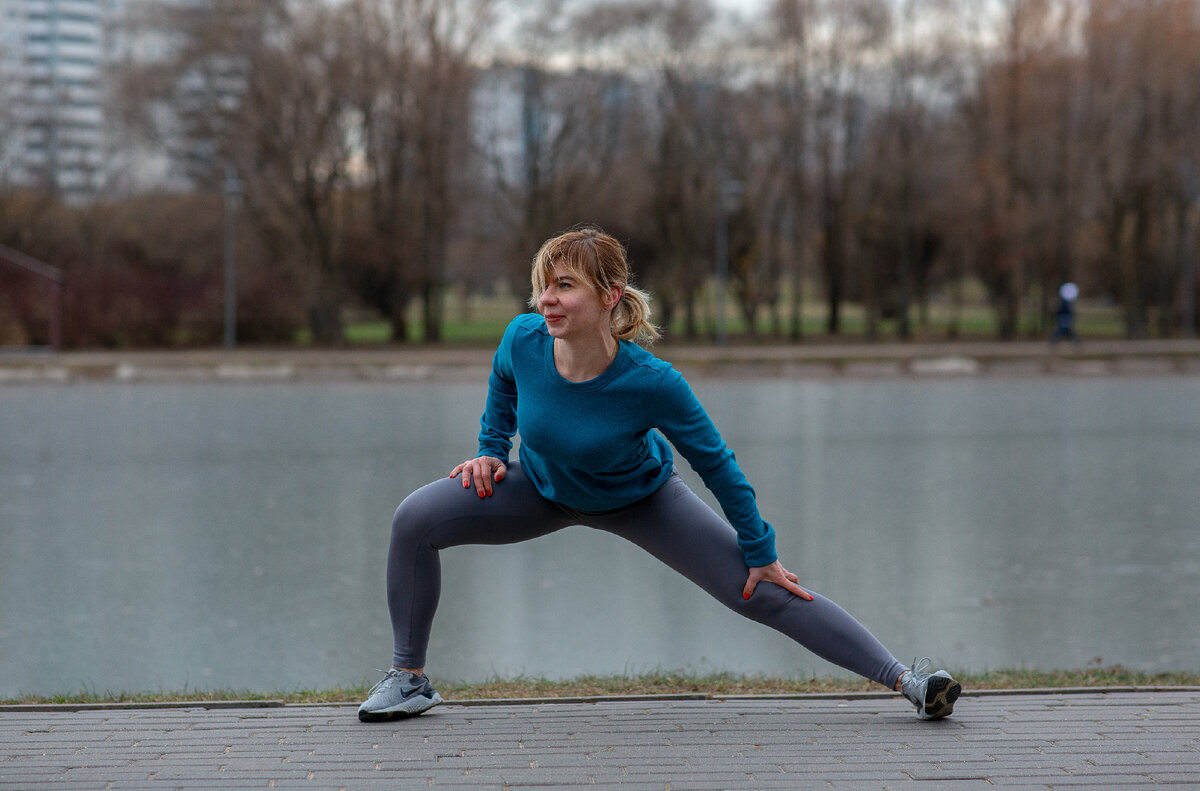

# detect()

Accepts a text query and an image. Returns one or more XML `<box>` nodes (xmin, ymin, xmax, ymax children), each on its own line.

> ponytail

<box><xmin>612</xmin><ymin>284</ymin><xmax>660</xmax><ymax>344</ymax></box>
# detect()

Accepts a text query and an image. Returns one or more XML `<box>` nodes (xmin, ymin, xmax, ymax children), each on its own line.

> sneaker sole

<box><xmin>358</xmin><ymin>691</ymin><xmax>443</xmax><ymax>723</ymax></box>
<box><xmin>921</xmin><ymin>676</ymin><xmax>961</xmax><ymax>720</ymax></box>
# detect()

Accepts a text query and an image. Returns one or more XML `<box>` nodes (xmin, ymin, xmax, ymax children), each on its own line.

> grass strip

<box><xmin>4</xmin><ymin>666</ymin><xmax>1198</xmax><ymax>707</ymax></box>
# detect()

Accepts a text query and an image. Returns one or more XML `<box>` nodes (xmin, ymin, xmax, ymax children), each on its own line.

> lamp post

<box><xmin>1182</xmin><ymin>162</ymin><xmax>1199</xmax><ymax>339</ymax></box>
<box><xmin>222</xmin><ymin>165</ymin><xmax>242</xmax><ymax>349</ymax></box>
<box><xmin>1185</xmin><ymin>202</ymin><xmax>1197</xmax><ymax>340</ymax></box>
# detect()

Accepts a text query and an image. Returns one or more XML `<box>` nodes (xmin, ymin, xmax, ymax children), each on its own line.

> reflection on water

<box><xmin>1</xmin><ymin>376</ymin><xmax>1198</xmax><ymax>697</ymax></box>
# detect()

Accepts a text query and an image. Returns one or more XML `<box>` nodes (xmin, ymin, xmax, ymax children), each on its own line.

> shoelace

<box><xmin>366</xmin><ymin>668</ymin><xmax>402</xmax><ymax>696</ymax></box>
<box><xmin>909</xmin><ymin>657</ymin><xmax>933</xmax><ymax>679</ymax></box>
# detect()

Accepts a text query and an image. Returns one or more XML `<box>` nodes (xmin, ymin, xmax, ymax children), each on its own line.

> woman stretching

<box><xmin>358</xmin><ymin>228</ymin><xmax>960</xmax><ymax>723</ymax></box>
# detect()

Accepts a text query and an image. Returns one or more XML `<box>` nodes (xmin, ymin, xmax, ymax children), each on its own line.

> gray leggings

<box><xmin>386</xmin><ymin>462</ymin><xmax>907</xmax><ymax>688</ymax></box>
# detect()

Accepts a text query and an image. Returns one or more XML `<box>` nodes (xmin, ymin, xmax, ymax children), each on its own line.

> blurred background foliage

<box><xmin>1</xmin><ymin>0</ymin><xmax>1198</xmax><ymax>348</ymax></box>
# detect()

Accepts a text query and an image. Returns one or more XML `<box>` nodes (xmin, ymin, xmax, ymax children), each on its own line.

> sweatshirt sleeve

<box><xmin>476</xmin><ymin>319</ymin><xmax>520</xmax><ymax>460</ymax></box>
<box><xmin>653</xmin><ymin>367</ymin><xmax>778</xmax><ymax>567</ymax></box>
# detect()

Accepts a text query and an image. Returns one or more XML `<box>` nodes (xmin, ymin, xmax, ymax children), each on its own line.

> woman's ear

<box><xmin>607</xmin><ymin>285</ymin><xmax>623</xmax><ymax>310</ymax></box>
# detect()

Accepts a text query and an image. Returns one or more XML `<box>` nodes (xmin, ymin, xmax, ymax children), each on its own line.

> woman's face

<box><xmin>537</xmin><ymin>263</ymin><xmax>617</xmax><ymax>341</ymax></box>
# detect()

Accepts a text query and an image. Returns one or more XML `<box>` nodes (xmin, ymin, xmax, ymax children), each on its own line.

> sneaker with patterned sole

<box><xmin>358</xmin><ymin>669</ymin><xmax>443</xmax><ymax>722</ymax></box>
<box><xmin>900</xmin><ymin>658</ymin><xmax>961</xmax><ymax>720</ymax></box>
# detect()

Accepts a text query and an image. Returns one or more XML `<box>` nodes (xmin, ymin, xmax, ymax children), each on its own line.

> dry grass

<box><xmin>5</xmin><ymin>666</ymin><xmax>1197</xmax><ymax>706</ymax></box>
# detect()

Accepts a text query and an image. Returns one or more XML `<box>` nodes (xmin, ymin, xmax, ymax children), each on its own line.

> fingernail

<box><xmin>743</xmin><ymin>592</ymin><xmax>750</xmax><ymax>601</ymax></box>
<box><xmin>478</xmin><ymin>491</ymin><xmax>484</xmax><ymax>498</ymax></box>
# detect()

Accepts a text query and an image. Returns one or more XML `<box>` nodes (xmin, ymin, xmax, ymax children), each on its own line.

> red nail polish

<box><xmin>743</xmin><ymin>592</ymin><xmax>750</xmax><ymax>601</ymax></box>
<box><xmin>478</xmin><ymin>491</ymin><xmax>484</xmax><ymax>498</ymax></box>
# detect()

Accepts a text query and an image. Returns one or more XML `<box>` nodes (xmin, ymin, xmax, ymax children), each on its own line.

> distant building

<box><xmin>0</xmin><ymin>7</ymin><xmax>645</xmax><ymax>203</ymax></box>
<box><xmin>0</xmin><ymin>0</ymin><xmax>191</xmax><ymax>200</ymax></box>
<box><xmin>0</xmin><ymin>0</ymin><xmax>114</xmax><ymax>199</ymax></box>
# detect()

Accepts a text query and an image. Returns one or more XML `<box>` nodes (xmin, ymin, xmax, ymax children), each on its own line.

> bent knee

<box><xmin>390</xmin><ymin>479</ymin><xmax>455</xmax><ymax>541</ymax></box>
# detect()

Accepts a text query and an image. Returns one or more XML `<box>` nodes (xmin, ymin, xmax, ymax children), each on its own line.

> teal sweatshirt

<box><xmin>477</xmin><ymin>312</ymin><xmax>778</xmax><ymax>567</ymax></box>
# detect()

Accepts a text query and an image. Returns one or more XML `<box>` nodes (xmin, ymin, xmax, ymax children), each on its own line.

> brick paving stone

<box><xmin>2</xmin><ymin>691</ymin><xmax>1200</xmax><ymax>789</ymax></box>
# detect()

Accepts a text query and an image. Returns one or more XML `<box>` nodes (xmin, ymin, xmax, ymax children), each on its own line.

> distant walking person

<box><xmin>358</xmin><ymin>228</ymin><xmax>961</xmax><ymax>723</ymax></box>
<box><xmin>1051</xmin><ymin>283</ymin><xmax>1080</xmax><ymax>345</ymax></box>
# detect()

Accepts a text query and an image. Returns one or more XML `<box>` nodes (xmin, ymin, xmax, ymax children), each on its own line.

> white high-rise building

<box><xmin>0</xmin><ymin>0</ymin><xmax>125</xmax><ymax>200</ymax></box>
<box><xmin>2</xmin><ymin>0</ymin><xmax>224</xmax><ymax>199</ymax></box>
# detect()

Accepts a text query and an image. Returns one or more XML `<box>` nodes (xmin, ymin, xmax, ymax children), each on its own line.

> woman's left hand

<box><xmin>743</xmin><ymin>560</ymin><xmax>814</xmax><ymax>602</ymax></box>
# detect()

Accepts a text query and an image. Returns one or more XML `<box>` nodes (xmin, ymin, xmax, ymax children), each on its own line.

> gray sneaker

<box><xmin>358</xmin><ymin>669</ymin><xmax>443</xmax><ymax>722</ymax></box>
<box><xmin>900</xmin><ymin>658</ymin><xmax>961</xmax><ymax>720</ymax></box>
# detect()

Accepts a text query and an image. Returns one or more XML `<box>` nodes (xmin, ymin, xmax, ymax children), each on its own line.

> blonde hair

<box><xmin>528</xmin><ymin>228</ymin><xmax>660</xmax><ymax>343</ymax></box>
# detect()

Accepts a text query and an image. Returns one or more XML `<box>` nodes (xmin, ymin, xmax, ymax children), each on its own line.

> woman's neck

<box><xmin>553</xmin><ymin>333</ymin><xmax>619</xmax><ymax>383</ymax></box>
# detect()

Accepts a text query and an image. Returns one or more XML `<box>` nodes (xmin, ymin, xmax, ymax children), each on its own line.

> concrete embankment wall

<box><xmin>2</xmin><ymin>339</ymin><xmax>1200</xmax><ymax>383</ymax></box>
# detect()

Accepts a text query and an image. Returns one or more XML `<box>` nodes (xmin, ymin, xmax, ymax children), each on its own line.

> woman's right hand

<box><xmin>449</xmin><ymin>455</ymin><xmax>507</xmax><ymax>498</ymax></box>
<box><xmin>743</xmin><ymin>560</ymin><xmax>814</xmax><ymax>602</ymax></box>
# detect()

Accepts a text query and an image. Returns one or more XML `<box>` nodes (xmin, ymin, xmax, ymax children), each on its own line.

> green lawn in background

<box><xmin>317</xmin><ymin>291</ymin><xmax>1128</xmax><ymax>347</ymax></box>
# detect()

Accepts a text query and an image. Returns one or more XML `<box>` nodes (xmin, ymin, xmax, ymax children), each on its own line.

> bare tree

<box><xmin>764</xmin><ymin>0</ymin><xmax>817</xmax><ymax>339</ymax></box>
<box><xmin>235</xmin><ymin>4</ymin><xmax>358</xmax><ymax>343</ymax></box>
<box><xmin>340</xmin><ymin>0</ymin><xmax>494</xmax><ymax>342</ymax></box>
<box><xmin>121</xmin><ymin>0</ymin><xmax>496</xmax><ymax>344</ymax></box>
<box><xmin>1018</xmin><ymin>1</ymin><xmax>1085</xmax><ymax>335</ymax></box>
<box><xmin>497</xmin><ymin>0</ymin><xmax>728</xmax><ymax>339</ymax></box>
<box><xmin>94</xmin><ymin>0</ymin><xmax>1200</xmax><ymax>347</ymax></box>
<box><xmin>477</xmin><ymin>1</ymin><xmax>648</xmax><ymax>307</ymax></box>
<box><xmin>339</xmin><ymin>0</ymin><xmax>422</xmax><ymax>342</ymax></box>
<box><xmin>855</xmin><ymin>0</ymin><xmax>961</xmax><ymax>339</ymax></box>
<box><xmin>572</xmin><ymin>0</ymin><xmax>731</xmax><ymax>338</ymax></box>
<box><xmin>807</xmin><ymin>0</ymin><xmax>889</xmax><ymax>335</ymax></box>
<box><xmin>719</xmin><ymin>80</ymin><xmax>790</xmax><ymax>339</ymax></box>
<box><xmin>1082</xmin><ymin>0</ymin><xmax>1200</xmax><ymax>338</ymax></box>
<box><xmin>406</xmin><ymin>0</ymin><xmax>496</xmax><ymax>341</ymax></box>
<box><xmin>119</xmin><ymin>0</ymin><xmax>353</xmax><ymax>342</ymax></box>
<box><xmin>952</xmin><ymin>0</ymin><xmax>1055</xmax><ymax>338</ymax></box>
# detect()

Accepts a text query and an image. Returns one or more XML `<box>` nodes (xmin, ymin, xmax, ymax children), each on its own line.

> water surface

<box><xmin>1</xmin><ymin>376</ymin><xmax>1197</xmax><ymax>697</ymax></box>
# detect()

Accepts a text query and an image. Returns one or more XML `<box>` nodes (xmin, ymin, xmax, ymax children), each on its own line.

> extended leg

<box><xmin>591</xmin><ymin>474</ymin><xmax>907</xmax><ymax>689</ymax></box>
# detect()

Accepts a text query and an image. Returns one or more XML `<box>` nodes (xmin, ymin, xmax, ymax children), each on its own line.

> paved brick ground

<box><xmin>3</xmin><ymin>690</ymin><xmax>1199</xmax><ymax>789</ymax></box>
